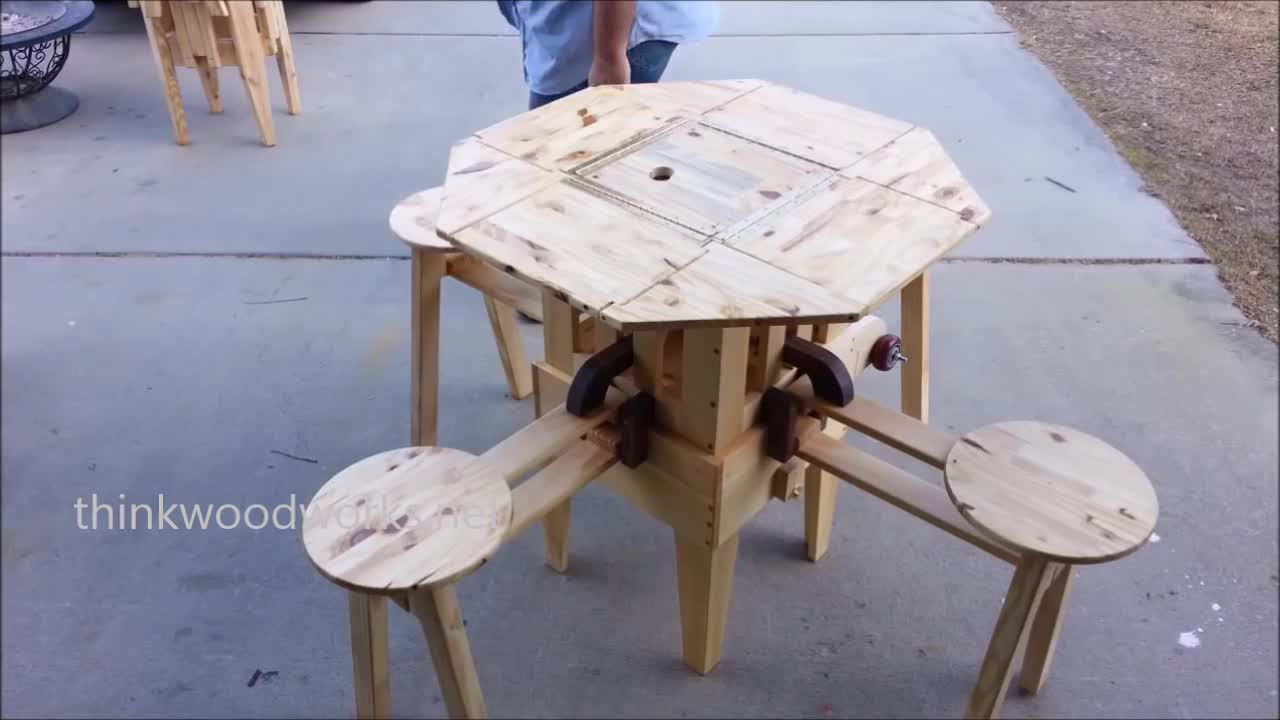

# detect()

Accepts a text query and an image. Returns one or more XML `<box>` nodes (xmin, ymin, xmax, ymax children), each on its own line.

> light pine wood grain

<box><xmin>607</xmin><ymin>78</ymin><xmax>766</xmax><ymax>117</ymax></box>
<box><xmin>944</xmin><ymin>422</ymin><xmax>1158</xmax><ymax>564</ymax></box>
<box><xmin>302</xmin><ymin>447</ymin><xmax>513</xmax><ymax>594</ymax></box>
<box><xmin>703</xmin><ymin>82</ymin><xmax>913</xmax><ymax>169</ymax></box>
<box><xmin>728</xmin><ymin>176</ymin><xmax>979</xmax><ymax>310</ymax></box>
<box><xmin>391</xmin><ymin>186</ymin><xmax>454</xmax><ymax>251</ymax></box>
<box><xmin>602</xmin><ymin>243</ymin><xmax>861</xmax><ymax>330</ymax></box>
<box><xmin>580</xmin><ymin>122</ymin><xmax>829</xmax><ymax>236</ymax></box>
<box><xmin>435</xmin><ymin>138</ymin><xmax>556</xmax><ymax>236</ymax></box>
<box><xmin>408</xmin><ymin>585</ymin><xmax>488</xmax><ymax>719</ymax></box>
<box><xmin>845</xmin><ymin>126</ymin><xmax>989</xmax><ymax>223</ymax></box>
<box><xmin>476</xmin><ymin>86</ymin><xmax>689</xmax><ymax>172</ymax></box>
<box><xmin>451</xmin><ymin>180</ymin><xmax>706</xmax><ymax>313</ymax></box>
<box><xmin>441</xmin><ymin>81</ymin><xmax>990</xmax><ymax>330</ymax></box>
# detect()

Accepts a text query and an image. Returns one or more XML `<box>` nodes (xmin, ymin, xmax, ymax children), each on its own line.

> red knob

<box><xmin>870</xmin><ymin>334</ymin><xmax>903</xmax><ymax>372</ymax></box>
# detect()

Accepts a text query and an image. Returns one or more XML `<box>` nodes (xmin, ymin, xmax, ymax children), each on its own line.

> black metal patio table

<box><xmin>1</xmin><ymin>0</ymin><xmax>95</xmax><ymax>134</ymax></box>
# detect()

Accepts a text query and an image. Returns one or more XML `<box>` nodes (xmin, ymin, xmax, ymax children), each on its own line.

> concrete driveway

<box><xmin>2</xmin><ymin>2</ymin><xmax>1276</xmax><ymax>718</ymax></box>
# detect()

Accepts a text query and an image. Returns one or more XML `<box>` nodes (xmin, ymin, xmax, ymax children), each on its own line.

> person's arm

<box><xmin>588</xmin><ymin>0</ymin><xmax>635</xmax><ymax>86</ymax></box>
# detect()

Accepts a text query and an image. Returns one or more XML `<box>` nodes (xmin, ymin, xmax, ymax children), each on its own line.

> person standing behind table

<box><xmin>497</xmin><ymin>1</ymin><xmax>721</xmax><ymax>111</ymax></box>
<box><xmin>495</xmin><ymin>0</ymin><xmax>720</xmax><ymax>322</ymax></box>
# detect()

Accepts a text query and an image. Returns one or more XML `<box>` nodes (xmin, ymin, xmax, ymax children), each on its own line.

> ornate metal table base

<box><xmin>1</xmin><ymin>1</ymin><xmax>95</xmax><ymax>134</ymax></box>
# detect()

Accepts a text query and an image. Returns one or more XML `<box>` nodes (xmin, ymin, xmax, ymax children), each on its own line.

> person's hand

<box><xmin>588</xmin><ymin>50</ymin><xmax>630</xmax><ymax>86</ymax></box>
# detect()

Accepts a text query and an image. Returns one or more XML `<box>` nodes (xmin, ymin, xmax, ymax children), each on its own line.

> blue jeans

<box><xmin>528</xmin><ymin>40</ymin><xmax>678</xmax><ymax>110</ymax></box>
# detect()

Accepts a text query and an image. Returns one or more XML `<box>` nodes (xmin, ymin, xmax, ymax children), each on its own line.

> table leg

<box><xmin>483</xmin><ymin>298</ymin><xmax>533</xmax><ymax>400</ymax></box>
<box><xmin>226</xmin><ymin>0</ymin><xmax>275</xmax><ymax>147</ymax></box>
<box><xmin>140</xmin><ymin>13</ymin><xmax>189</xmax><ymax>145</ymax></box>
<box><xmin>804</xmin><ymin>464</ymin><xmax>836</xmax><ymax>562</ymax></box>
<box><xmin>901</xmin><ymin>272</ymin><xmax>930</xmax><ymax>422</ymax></box>
<box><xmin>411</xmin><ymin>250</ymin><xmax>446</xmax><ymax>448</ymax></box>
<box><xmin>194</xmin><ymin>57</ymin><xmax>222</xmax><ymax>113</ymax></box>
<box><xmin>539</xmin><ymin>292</ymin><xmax>577</xmax><ymax>572</ymax></box>
<box><xmin>674</xmin><ymin>533</ymin><xmax>739</xmax><ymax>675</ymax></box>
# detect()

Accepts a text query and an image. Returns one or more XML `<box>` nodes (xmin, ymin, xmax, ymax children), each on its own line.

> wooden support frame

<box><xmin>901</xmin><ymin>272</ymin><xmax>929</xmax><ymax>421</ymax></box>
<box><xmin>540</xmin><ymin>292</ymin><xmax>578</xmax><ymax>572</ymax></box>
<box><xmin>132</xmin><ymin>0</ymin><xmax>300</xmax><ymax>146</ymax></box>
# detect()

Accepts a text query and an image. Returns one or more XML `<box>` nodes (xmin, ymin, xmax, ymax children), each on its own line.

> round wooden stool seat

<box><xmin>944</xmin><ymin>422</ymin><xmax>1157</xmax><ymax>564</ymax></box>
<box><xmin>302</xmin><ymin>446</ymin><xmax>512</xmax><ymax>594</ymax></box>
<box><xmin>389</xmin><ymin>186</ymin><xmax>452</xmax><ymax>252</ymax></box>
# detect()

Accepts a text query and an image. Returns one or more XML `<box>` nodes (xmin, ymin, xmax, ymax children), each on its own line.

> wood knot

<box><xmin>349</xmin><ymin>528</ymin><xmax>376</xmax><ymax>548</ymax></box>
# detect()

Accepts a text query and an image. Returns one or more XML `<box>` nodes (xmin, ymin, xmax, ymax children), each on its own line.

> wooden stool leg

<box><xmin>271</xmin><ymin>3</ymin><xmax>302</xmax><ymax>115</ymax></box>
<box><xmin>900</xmin><ymin>272</ymin><xmax>929</xmax><ymax>422</ymax></box>
<box><xmin>483</xmin><ymin>297</ymin><xmax>533</xmax><ymax>400</ymax></box>
<box><xmin>348</xmin><ymin>593</ymin><xmax>390</xmax><ymax>719</ymax></box>
<box><xmin>674</xmin><ymin>533</ymin><xmax>739</xmax><ymax>675</ymax></box>
<box><xmin>539</xmin><ymin>292</ymin><xmax>576</xmax><ymax>572</ymax></box>
<box><xmin>409</xmin><ymin>585</ymin><xmax>487</xmax><ymax>719</ymax></box>
<box><xmin>140</xmin><ymin>15</ymin><xmax>189</xmax><ymax>145</ymax></box>
<box><xmin>803</xmin><ymin>465</ymin><xmax>836</xmax><ymax>561</ymax></box>
<box><xmin>965</xmin><ymin>556</ymin><xmax>1052</xmax><ymax>719</ymax></box>
<box><xmin>226</xmin><ymin>2</ymin><xmax>275</xmax><ymax>146</ymax></box>
<box><xmin>803</xmin><ymin>418</ymin><xmax>845</xmax><ymax>562</ymax></box>
<box><xmin>541</xmin><ymin>503</ymin><xmax>571</xmax><ymax>573</ymax></box>
<box><xmin>194</xmin><ymin>57</ymin><xmax>222</xmax><ymax>113</ymax></box>
<box><xmin>411</xmin><ymin>250</ymin><xmax>446</xmax><ymax>447</ymax></box>
<box><xmin>1018</xmin><ymin>563</ymin><xmax>1074</xmax><ymax>693</ymax></box>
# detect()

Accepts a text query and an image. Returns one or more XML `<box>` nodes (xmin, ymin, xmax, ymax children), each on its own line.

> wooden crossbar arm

<box><xmin>445</xmin><ymin>254</ymin><xmax>543</xmax><ymax>320</ymax></box>
<box><xmin>810</xmin><ymin>396</ymin><xmax>956</xmax><ymax>470</ymax></box>
<box><xmin>796</xmin><ymin>433</ymin><xmax>1021</xmax><ymax>564</ymax></box>
<box><xmin>507</xmin><ymin>438</ymin><xmax>619</xmax><ymax>540</ymax></box>
<box><xmin>468</xmin><ymin>387</ymin><xmax>625</xmax><ymax>483</ymax></box>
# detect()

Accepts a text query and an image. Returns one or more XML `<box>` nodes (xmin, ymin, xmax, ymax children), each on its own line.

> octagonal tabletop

<box><xmin>437</xmin><ymin>80</ymin><xmax>990</xmax><ymax>332</ymax></box>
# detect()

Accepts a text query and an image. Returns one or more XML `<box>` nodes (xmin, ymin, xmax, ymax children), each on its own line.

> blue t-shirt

<box><xmin>497</xmin><ymin>1</ymin><xmax>719</xmax><ymax>95</ymax></box>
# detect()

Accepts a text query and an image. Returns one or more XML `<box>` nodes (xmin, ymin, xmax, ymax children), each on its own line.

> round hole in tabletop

<box><xmin>649</xmin><ymin>165</ymin><xmax>674</xmax><ymax>181</ymax></box>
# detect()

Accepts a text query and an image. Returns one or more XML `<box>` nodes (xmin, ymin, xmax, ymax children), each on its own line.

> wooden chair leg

<box><xmin>348</xmin><ymin>593</ymin><xmax>391</xmax><ymax>719</ymax></box>
<box><xmin>1019</xmin><ymin>563</ymin><xmax>1074</xmax><ymax>693</ymax></box>
<box><xmin>483</xmin><ymin>297</ymin><xmax>533</xmax><ymax>400</ymax></box>
<box><xmin>539</xmin><ymin>292</ymin><xmax>576</xmax><ymax>571</ymax></box>
<box><xmin>803</xmin><ymin>465</ymin><xmax>836</xmax><ymax>561</ymax></box>
<box><xmin>674</xmin><ymin>532</ymin><xmax>739</xmax><ymax>675</ymax></box>
<box><xmin>901</xmin><ymin>272</ymin><xmax>929</xmax><ymax>422</ymax></box>
<box><xmin>541</xmin><ymin>502</ymin><xmax>571</xmax><ymax>573</ymax></box>
<box><xmin>408</xmin><ymin>585</ymin><xmax>487</xmax><ymax>720</ymax></box>
<box><xmin>226</xmin><ymin>2</ymin><xmax>275</xmax><ymax>146</ymax></box>
<box><xmin>803</xmin><ymin>417</ymin><xmax>845</xmax><ymax>562</ymax></box>
<box><xmin>965</xmin><ymin>556</ymin><xmax>1053</xmax><ymax>719</ymax></box>
<box><xmin>271</xmin><ymin>3</ymin><xmax>302</xmax><ymax>114</ymax></box>
<box><xmin>194</xmin><ymin>56</ymin><xmax>221</xmax><ymax>113</ymax></box>
<box><xmin>411</xmin><ymin>250</ymin><xmax>446</xmax><ymax>447</ymax></box>
<box><xmin>140</xmin><ymin>15</ymin><xmax>189</xmax><ymax>145</ymax></box>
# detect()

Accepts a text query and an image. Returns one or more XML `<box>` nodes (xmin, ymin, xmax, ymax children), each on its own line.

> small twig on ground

<box><xmin>242</xmin><ymin>296</ymin><xmax>308</xmax><ymax>305</ymax></box>
<box><xmin>1044</xmin><ymin>176</ymin><xmax>1078</xmax><ymax>193</ymax></box>
<box><xmin>247</xmin><ymin>669</ymin><xmax>279</xmax><ymax>687</ymax></box>
<box><xmin>270</xmin><ymin>449</ymin><xmax>318</xmax><ymax>464</ymax></box>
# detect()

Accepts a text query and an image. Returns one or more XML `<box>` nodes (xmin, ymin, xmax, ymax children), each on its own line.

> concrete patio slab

<box><xmin>82</xmin><ymin>1</ymin><xmax>1011</xmax><ymax>38</ymax></box>
<box><xmin>3</xmin><ymin>31</ymin><xmax>1200</xmax><ymax>260</ymax></box>
<box><xmin>2</xmin><ymin>255</ymin><xmax>1274</xmax><ymax>719</ymax></box>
